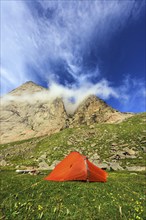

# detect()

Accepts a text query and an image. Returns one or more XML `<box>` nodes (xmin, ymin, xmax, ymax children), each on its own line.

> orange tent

<box><xmin>44</xmin><ymin>152</ymin><xmax>108</xmax><ymax>182</ymax></box>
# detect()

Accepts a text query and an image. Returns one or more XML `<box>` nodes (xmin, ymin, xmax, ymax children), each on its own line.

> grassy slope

<box><xmin>0</xmin><ymin>113</ymin><xmax>146</xmax><ymax>168</ymax></box>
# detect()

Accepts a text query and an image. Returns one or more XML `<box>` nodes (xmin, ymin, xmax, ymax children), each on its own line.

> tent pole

<box><xmin>84</xmin><ymin>157</ymin><xmax>89</xmax><ymax>182</ymax></box>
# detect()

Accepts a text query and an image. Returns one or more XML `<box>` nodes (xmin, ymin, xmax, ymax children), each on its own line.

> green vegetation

<box><xmin>0</xmin><ymin>113</ymin><xmax>146</xmax><ymax>168</ymax></box>
<box><xmin>0</xmin><ymin>170</ymin><xmax>145</xmax><ymax>220</ymax></box>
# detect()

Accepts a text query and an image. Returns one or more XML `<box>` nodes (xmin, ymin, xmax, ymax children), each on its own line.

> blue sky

<box><xmin>1</xmin><ymin>0</ymin><xmax>146</xmax><ymax>112</ymax></box>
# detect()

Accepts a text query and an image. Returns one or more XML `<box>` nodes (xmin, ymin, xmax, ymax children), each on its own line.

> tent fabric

<box><xmin>44</xmin><ymin>151</ymin><xmax>107</xmax><ymax>182</ymax></box>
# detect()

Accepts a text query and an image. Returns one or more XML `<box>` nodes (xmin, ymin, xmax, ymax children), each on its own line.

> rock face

<box><xmin>0</xmin><ymin>82</ymin><xmax>68</xmax><ymax>144</ymax></box>
<box><xmin>0</xmin><ymin>82</ymin><xmax>132</xmax><ymax>144</ymax></box>
<box><xmin>69</xmin><ymin>95</ymin><xmax>131</xmax><ymax>127</ymax></box>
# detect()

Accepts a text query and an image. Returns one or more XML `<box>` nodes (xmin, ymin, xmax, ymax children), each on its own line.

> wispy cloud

<box><xmin>1</xmin><ymin>0</ymin><xmax>145</xmax><ymax>112</ymax></box>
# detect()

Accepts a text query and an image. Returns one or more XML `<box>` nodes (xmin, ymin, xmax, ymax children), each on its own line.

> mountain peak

<box><xmin>9</xmin><ymin>81</ymin><xmax>47</xmax><ymax>96</ymax></box>
<box><xmin>22</xmin><ymin>81</ymin><xmax>38</xmax><ymax>86</ymax></box>
<box><xmin>75</xmin><ymin>94</ymin><xmax>108</xmax><ymax>112</ymax></box>
<box><xmin>83</xmin><ymin>94</ymin><xmax>98</xmax><ymax>101</ymax></box>
<box><xmin>70</xmin><ymin>94</ymin><xmax>126</xmax><ymax>126</ymax></box>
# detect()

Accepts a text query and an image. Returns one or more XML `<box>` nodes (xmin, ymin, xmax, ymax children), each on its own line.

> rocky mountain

<box><xmin>70</xmin><ymin>95</ymin><xmax>131</xmax><ymax>127</ymax></box>
<box><xmin>0</xmin><ymin>81</ymin><xmax>132</xmax><ymax>144</ymax></box>
<box><xmin>0</xmin><ymin>82</ymin><xmax>68</xmax><ymax>144</ymax></box>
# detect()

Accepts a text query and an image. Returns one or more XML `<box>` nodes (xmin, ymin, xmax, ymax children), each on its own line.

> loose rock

<box><xmin>109</xmin><ymin>162</ymin><xmax>124</xmax><ymax>171</ymax></box>
<box><xmin>48</xmin><ymin>160</ymin><xmax>61</xmax><ymax>170</ymax></box>
<box><xmin>38</xmin><ymin>161</ymin><xmax>50</xmax><ymax>170</ymax></box>
<box><xmin>126</xmin><ymin>166</ymin><xmax>146</xmax><ymax>172</ymax></box>
<box><xmin>0</xmin><ymin>159</ymin><xmax>7</xmax><ymax>166</ymax></box>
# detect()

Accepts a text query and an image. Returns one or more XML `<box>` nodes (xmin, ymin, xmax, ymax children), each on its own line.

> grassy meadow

<box><xmin>0</xmin><ymin>170</ymin><xmax>145</xmax><ymax>220</ymax></box>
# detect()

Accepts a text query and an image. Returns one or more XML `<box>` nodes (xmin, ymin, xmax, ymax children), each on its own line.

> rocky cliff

<box><xmin>0</xmin><ymin>82</ymin><xmax>68</xmax><ymax>144</ymax></box>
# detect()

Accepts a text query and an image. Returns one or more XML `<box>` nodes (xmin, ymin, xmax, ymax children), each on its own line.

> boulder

<box><xmin>38</xmin><ymin>153</ymin><xmax>47</xmax><ymax>161</ymax></box>
<box><xmin>0</xmin><ymin>159</ymin><xmax>7</xmax><ymax>166</ymax></box>
<box><xmin>89</xmin><ymin>125</ymin><xmax>95</xmax><ymax>129</ymax></box>
<box><xmin>91</xmin><ymin>143</ymin><xmax>96</xmax><ymax>147</ymax></box>
<box><xmin>120</xmin><ymin>143</ymin><xmax>129</xmax><ymax>147</ymax></box>
<box><xmin>110</xmin><ymin>147</ymin><xmax>117</xmax><ymax>152</ymax></box>
<box><xmin>90</xmin><ymin>153</ymin><xmax>100</xmax><ymax>161</ymax></box>
<box><xmin>109</xmin><ymin>162</ymin><xmax>124</xmax><ymax>171</ymax></box>
<box><xmin>111</xmin><ymin>147</ymin><xmax>138</xmax><ymax>160</ymax></box>
<box><xmin>67</xmin><ymin>141</ymin><xmax>72</xmax><ymax>146</ymax></box>
<box><xmin>48</xmin><ymin>160</ymin><xmax>61</xmax><ymax>170</ymax></box>
<box><xmin>98</xmin><ymin>163</ymin><xmax>109</xmax><ymax>170</ymax></box>
<box><xmin>126</xmin><ymin>166</ymin><xmax>146</xmax><ymax>172</ymax></box>
<box><xmin>110</xmin><ymin>152</ymin><xmax>125</xmax><ymax>160</ymax></box>
<box><xmin>141</xmin><ymin>146</ymin><xmax>146</xmax><ymax>153</ymax></box>
<box><xmin>125</xmin><ymin>155</ymin><xmax>137</xmax><ymax>159</ymax></box>
<box><xmin>38</xmin><ymin>161</ymin><xmax>50</xmax><ymax>170</ymax></box>
<box><xmin>123</xmin><ymin>147</ymin><xmax>136</xmax><ymax>156</ymax></box>
<box><xmin>89</xmin><ymin>130</ymin><xmax>95</xmax><ymax>135</ymax></box>
<box><xmin>111</xmin><ymin>143</ymin><xmax>118</xmax><ymax>146</ymax></box>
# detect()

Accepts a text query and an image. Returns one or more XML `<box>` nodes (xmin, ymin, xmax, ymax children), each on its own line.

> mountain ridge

<box><xmin>0</xmin><ymin>81</ymin><xmax>133</xmax><ymax>144</ymax></box>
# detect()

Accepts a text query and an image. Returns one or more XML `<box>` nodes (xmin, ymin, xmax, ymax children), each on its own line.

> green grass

<box><xmin>0</xmin><ymin>170</ymin><xmax>146</xmax><ymax>220</ymax></box>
